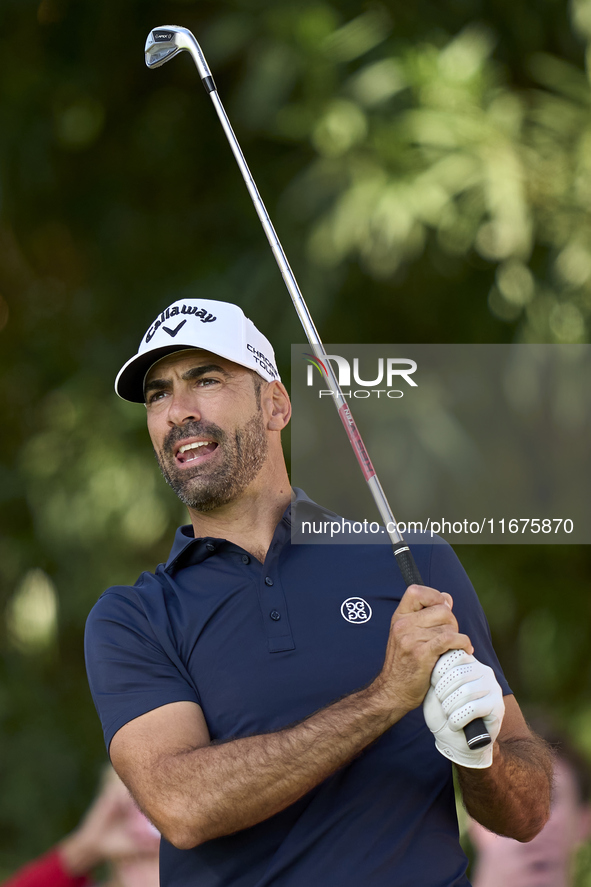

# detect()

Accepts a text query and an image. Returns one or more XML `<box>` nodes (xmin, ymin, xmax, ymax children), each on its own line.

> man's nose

<box><xmin>166</xmin><ymin>390</ymin><xmax>202</xmax><ymax>426</ymax></box>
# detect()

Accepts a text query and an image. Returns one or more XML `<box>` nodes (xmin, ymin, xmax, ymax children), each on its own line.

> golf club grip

<box><xmin>393</xmin><ymin>547</ymin><xmax>491</xmax><ymax>750</ymax></box>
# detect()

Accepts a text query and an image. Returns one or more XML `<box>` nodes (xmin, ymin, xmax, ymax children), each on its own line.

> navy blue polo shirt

<box><xmin>85</xmin><ymin>489</ymin><xmax>510</xmax><ymax>887</ymax></box>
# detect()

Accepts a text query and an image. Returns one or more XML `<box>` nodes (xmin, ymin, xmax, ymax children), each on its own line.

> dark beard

<box><xmin>154</xmin><ymin>412</ymin><xmax>269</xmax><ymax>512</ymax></box>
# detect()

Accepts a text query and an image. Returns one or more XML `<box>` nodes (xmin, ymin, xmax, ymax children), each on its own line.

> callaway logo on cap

<box><xmin>115</xmin><ymin>298</ymin><xmax>280</xmax><ymax>403</ymax></box>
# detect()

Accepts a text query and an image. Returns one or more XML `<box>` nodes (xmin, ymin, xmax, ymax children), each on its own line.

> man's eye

<box><xmin>197</xmin><ymin>377</ymin><xmax>219</xmax><ymax>387</ymax></box>
<box><xmin>147</xmin><ymin>391</ymin><xmax>168</xmax><ymax>404</ymax></box>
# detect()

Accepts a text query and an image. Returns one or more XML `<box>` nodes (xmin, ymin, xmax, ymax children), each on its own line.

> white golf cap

<box><xmin>115</xmin><ymin>298</ymin><xmax>280</xmax><ymax>403</ymax></box>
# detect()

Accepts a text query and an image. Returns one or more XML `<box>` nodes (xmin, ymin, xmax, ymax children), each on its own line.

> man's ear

<box><xmin>265</xmin><ymin>381</ymin><xmax>291</xmax><ymax>431</ymax></box>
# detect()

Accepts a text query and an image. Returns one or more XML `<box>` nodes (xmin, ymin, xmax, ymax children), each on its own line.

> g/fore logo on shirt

<box><xmin>341</xmin><ymin>597</ymin><xmax>372</xmax><ymax>624</ymax></box>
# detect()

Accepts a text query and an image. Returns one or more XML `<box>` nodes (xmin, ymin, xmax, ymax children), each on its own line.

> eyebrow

<box><xmin>144</xmin><ymin>363</ymin><xmax>231</xmax><ymax>396</ymax></box>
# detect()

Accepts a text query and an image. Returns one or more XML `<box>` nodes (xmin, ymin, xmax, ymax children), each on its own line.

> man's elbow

<box><xmin>505</xmin><ymin>800</ymin><xmax>551</xmax><ymax>843</ymax></box>
<box><xmin>158</xmin><ymin>811</ymin><xmax>209</xmax><ymax>850</ymax></box>
<box><xmin>164</xmin><ymin>827</ymin><xmax>204</xmax><ymax>851</ymax></box>
<box><xmin>516</xmin><ymin>815</ymin><xmax>551</xmax><ymax>844</ymax></box>
<box><xmin>149</xmin><ymin>795</ymin><xmax>213</xmax><ymax>850</ymax></box>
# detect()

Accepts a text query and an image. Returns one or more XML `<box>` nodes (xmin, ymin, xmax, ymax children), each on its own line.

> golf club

<box><xmin>144</xmin><ymin>25</ymin><xmax>490</xmax><ymax>751</ymax></box>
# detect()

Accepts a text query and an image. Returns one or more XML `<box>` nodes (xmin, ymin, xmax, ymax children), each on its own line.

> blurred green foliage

<box><xmin>1</xmin><ymin>0</ymin><xmax>591</xmax><ymax>880</ymax></box>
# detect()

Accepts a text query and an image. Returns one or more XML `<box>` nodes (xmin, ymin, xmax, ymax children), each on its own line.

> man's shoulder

<box><xmin>86</xmin><ymin>564</ymin><xmax>169</xmax><ymax>627</ymax></box>
<box><xmin>88</xmin><ymin>522</ymin><xmax>198</xmax><ymax>617</ymax></box>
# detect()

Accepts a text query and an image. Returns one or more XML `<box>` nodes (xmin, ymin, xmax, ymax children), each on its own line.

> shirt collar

<box><xmin>164</xmin><ymin>488</ymin><xmax>334</xmax><ymax>573</ymax></box>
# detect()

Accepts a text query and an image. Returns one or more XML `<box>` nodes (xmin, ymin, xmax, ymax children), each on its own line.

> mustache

<box><xmin>162</xmin><ymin>421</ymin><xmax>226</xmax><ymax>457</ymax></box>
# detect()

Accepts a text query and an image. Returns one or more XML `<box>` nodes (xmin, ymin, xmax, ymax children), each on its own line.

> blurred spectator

<box><xmin>468</xmin><ymin>722</ymin><xmax>591</xmax><ymax>887</ymax></box>
<box><xmin>1</xmin><ymin>767</ymin><xmax>160</xmax><ymax>887</ymax></box>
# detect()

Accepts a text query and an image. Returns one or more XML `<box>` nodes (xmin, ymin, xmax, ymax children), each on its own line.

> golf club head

<box><xmin>145</xmin><ymin>26</ymin><xmax>213</xmax><ymax>86</ymax></box>
<box><xmin>145</xmin><ymin>26</ymin><xmax>188</xmax><ymax>68</ymax></box>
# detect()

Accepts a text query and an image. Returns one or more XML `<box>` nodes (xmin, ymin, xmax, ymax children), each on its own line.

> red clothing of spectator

<box><xmin>1</xmin><ymin>848</ymin><xmax>91</xmax><ymax>887</ymax></box>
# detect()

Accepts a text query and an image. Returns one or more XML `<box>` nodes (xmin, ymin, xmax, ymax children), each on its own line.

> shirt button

<box><xmin>242</xmin><ymin>555</ymin><xmax>250</xmax><ymax>564</ymax></box>
<box><xmin>270</xmin><ymin>610</ymin><xmax>281</xmax><ymax>621</ymax></box>
<box><xmin>265</xmin><ymin>577</ymin><xmax>274</xmax><ymax>586</ymax></box>
<box><xmin>205</xmin><ymin>543</ymin><xmax>215</xmax><ymax>552</ymax></box>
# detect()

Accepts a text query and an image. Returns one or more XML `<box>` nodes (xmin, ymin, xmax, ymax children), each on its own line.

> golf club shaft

<box><xmin>208</xmin><ymin>94</ymin><xmax>404</xmax><ymax>536</ymax></box>
<box><xmin>158</xmin><ymin>34</ymin><xmax>490</xmax><ymax>751</ymax></box>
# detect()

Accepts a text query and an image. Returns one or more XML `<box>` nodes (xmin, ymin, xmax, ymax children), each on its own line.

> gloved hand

<box><xmin>423</xmin><ymin>650</ymin><xmax>505</xmax><ymax>769</ymax></box>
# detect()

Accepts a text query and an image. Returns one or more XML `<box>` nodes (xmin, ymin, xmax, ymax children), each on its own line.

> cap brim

<box><xmin>115</xmin><ymin>344</ymin><xmax>205</xmax><ymax>403</ymax></box>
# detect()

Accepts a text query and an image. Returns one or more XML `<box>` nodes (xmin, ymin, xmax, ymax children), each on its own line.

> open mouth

<box><xmin>175</xmin><ymin>440</ymin><xmax>219</xmax><ymax>466</ymax></box>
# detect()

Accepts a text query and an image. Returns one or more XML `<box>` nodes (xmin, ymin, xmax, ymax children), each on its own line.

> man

<box><xmin>469</xmin><ymin>724</ymin><xmax>591</xmax><ymax>887</ymax></box>
<box><xmin>85</xmin><ymin>298</ymin><xmax>553</xmax><ymax>887</ymax></box>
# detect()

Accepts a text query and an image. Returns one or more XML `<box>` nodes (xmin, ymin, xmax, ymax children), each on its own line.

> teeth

<box><xmin>179</xmin><ymin>441</ymin><xmax>211</xmax><ymax>454</ymax></box>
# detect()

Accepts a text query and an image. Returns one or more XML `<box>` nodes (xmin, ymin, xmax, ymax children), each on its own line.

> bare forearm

<box><xmin>152</xmin><ymin>682</ymin><xmax>400</xmax><ymax>848</ymax></box>
<box><xmin>457</xmin><ymin>734</ymin><xmax>553</xmax><ymax>841</ymax></box>
<box><xmin>113</xmin><ymin>586</ymin><xmax>472</xmax><ymax>850</ymax></box>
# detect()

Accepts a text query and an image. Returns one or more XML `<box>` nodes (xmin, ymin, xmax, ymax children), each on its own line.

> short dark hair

<box><xmin>529</xmin><ymin>715</ymin><xmax>591</xmax><ymax>804</ymax></box>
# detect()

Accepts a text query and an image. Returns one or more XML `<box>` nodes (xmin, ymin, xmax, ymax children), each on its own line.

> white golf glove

<box><xmin>423</xmin><ymin>650</ymin><xmax>505</xmax><ymax>769</ymax></box>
